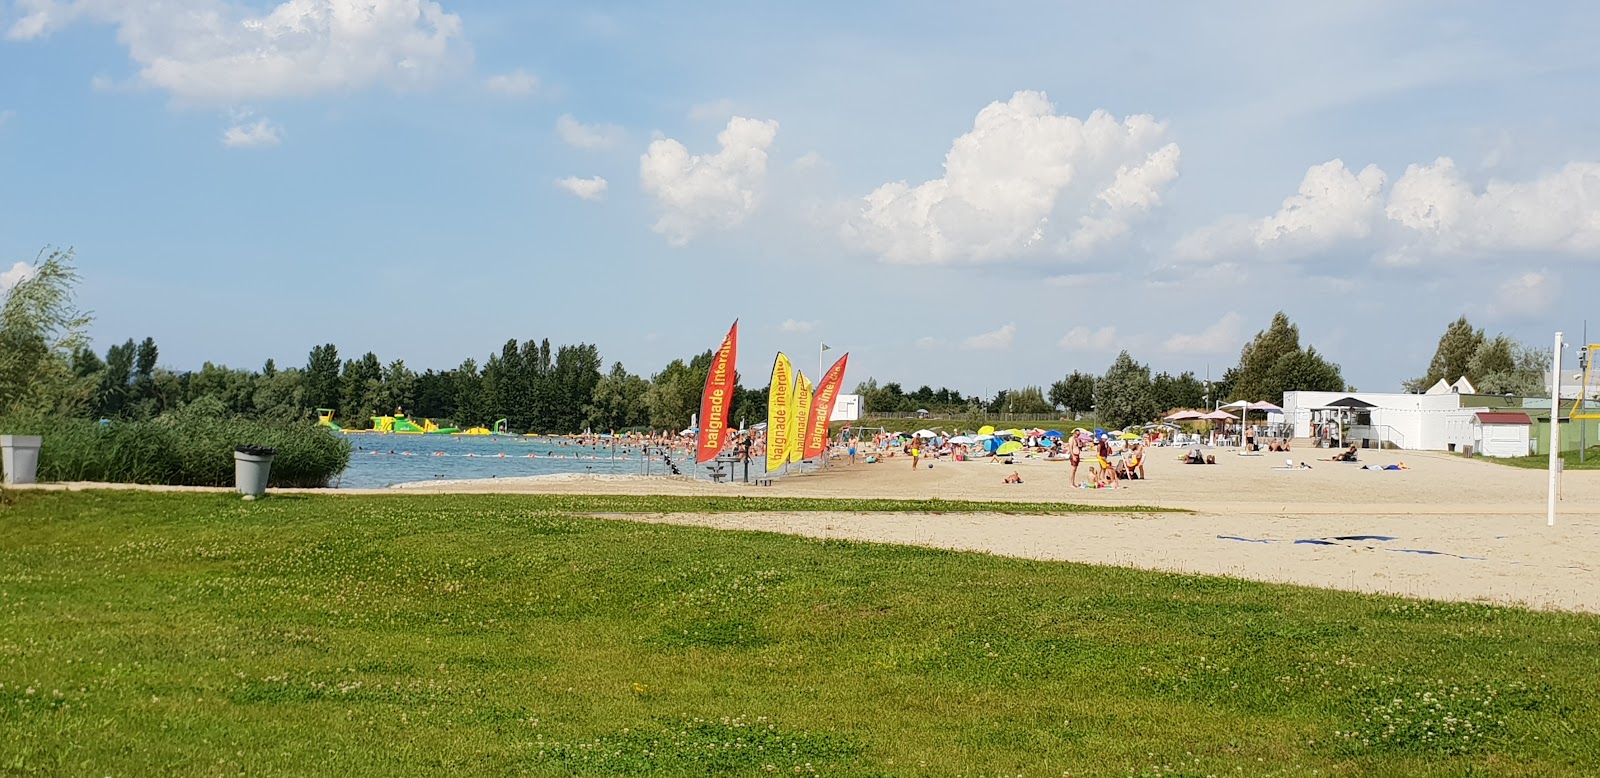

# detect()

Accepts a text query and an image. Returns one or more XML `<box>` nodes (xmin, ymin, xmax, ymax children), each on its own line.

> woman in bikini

<box><xmin>1126</xmin><ymin>440</ymin><xmax>1145</xmax><ymax>480</ymax></box>
<box><xmin>1096</xmin><ymin>435</ymin><xmax>1119</xmax><ymax>487</ymax></box>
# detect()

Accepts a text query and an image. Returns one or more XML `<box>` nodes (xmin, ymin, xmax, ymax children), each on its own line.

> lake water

<box><xmin>331</xmin><ymin>434</ymin><xmax>792</xmax><ymax>489</ymax></box>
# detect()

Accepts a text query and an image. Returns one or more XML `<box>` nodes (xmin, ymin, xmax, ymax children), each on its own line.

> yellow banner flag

<box><xmin>766</xmin><ymin>353</ymin><xmax>795</xmax><ymax>472</ymax></box>
<box><xmin>789</xmin><ymin>372</ymin><xmax>813</xmax><ymax>464</ymax></box>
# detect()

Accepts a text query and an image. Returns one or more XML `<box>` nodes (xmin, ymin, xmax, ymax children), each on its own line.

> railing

<box><xmin>1348</xmin><ymin>424</ymin><xmax>1407</xmax><ymax>450</ymax></box>
<box><xmin>863</xmin><ymin>412</ymin><xmax>1077</xmax><ymax>422</ymax></box>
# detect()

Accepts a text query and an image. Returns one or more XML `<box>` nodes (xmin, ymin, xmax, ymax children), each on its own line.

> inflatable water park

<box><xmin>318</xmin><ymin>408</ymin><xmax>515</xmax><ymax>436</ymax></box>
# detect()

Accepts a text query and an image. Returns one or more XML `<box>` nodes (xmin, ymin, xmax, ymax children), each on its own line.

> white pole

<box><xmin>1549</xmin><ymin>331</ymin><xmax>1563</xmax><ymax>527</ymax></box>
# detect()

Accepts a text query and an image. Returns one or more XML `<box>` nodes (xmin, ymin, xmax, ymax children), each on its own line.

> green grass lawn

<box><xmin>1475</xmin><ymin>447</ymin><xmax>1600</xmax><ymax>470</ymax></box>
<box><xmin>1</xmin><ymin>491</ymin><xmax>1596</xmax><ymax>776</ymax></box>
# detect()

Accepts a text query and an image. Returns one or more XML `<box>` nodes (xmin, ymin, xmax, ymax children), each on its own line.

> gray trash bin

<box><xmin>1</xmin><ymin>435</ymin><xmax>42</xmax><ymax>485</ymax></box>
<box><xmin>233</xmin><ymin>445</ymin><xmax>277</xmax><ymax>497</ymax></box>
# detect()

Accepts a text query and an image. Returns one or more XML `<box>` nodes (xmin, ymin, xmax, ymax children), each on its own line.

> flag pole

<box><xmin>1549</xmin><ymin>331</ymin><xmax>1563</xmax><ymax>527</ymax></box>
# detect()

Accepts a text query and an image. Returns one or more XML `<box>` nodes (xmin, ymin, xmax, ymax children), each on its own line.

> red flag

<box><xmin>802</xmin><ymin>354</ymin><xmax>848</xmax><ymax>459</ymax></box>
<box><xmin>695</xmin><ymin>321</ymin><xmax>739</xmax><ymax>463</ymax></box>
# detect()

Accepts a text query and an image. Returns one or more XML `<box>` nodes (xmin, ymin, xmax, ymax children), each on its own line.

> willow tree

<box><xmin>0</xmin><ymin>248</ymin><xmax>92</xmax><ymax>416</ymax></box>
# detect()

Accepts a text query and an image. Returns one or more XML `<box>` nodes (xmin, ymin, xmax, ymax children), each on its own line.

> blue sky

<box><xmin>3</xmin><ymin>0</ymin><xmax>1599</xmax><ymax>395</ymax></box>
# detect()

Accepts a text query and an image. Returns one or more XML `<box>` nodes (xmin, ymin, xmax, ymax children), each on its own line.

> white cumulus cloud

<box><xmin>484</xmin><ymin>69</ymin><xmax>538</xmax><ymax>97</ymax></box>
<box><xmin>1</xmin><ymin>261</ymin><xmax>33</xmax><ymax>292</ymax></box>
<box><xmin>961</xmin><ymin>323</ymin><xmax>1016</xmax><ymax>351</ymax></box>
<box><xmin>639</xmin><ymin>116</ymin><xmax>779</xmax><ymax>245</ymax></box>
<box><xmin>7</xmin><ymin>0</ymin><xmax>467</xmax><ymax>103</ymax></box>
<box><xmin>1490</xmin><ymin>270</ymin><xmax>1556</xmax><ymax>320</ymax></box>
<box><xmin>842</xmin><ymin>91</ymin><xmax>1180</xmax><ymax>265</ymax></box>
<box><xmin>1164</xmin><ymin>312</ymin><xmax>1243</xmax><ymax>353</ymax></box>
<box><xmin>1387</xmin><ymin>158</ymin><xmax>1600</xmax><ymax>257</ymax></box>
<box><xmin>222</xmin><ymin>118</ymin><xmax>281</xmax><ymax>148</ymax></box>
<box><xmin>1058</xmin><ymin>325</ymin><xmax>1121</xmax><ymax>352</ymax></box>
<box><xmin>1176</xmin><ymin>160</ymin><xmax>1386</xmax><ymax>261</ymax></box>
<box><xmin>555</xmin><ymin>176</ymin><xmax>607</xmax><ymax>201</ymax></box>
<box><xmin>780</xmin><ymin>319</ymin><xmax>817</xmax><ymax>333</ymax></box>
<box><xmin>556</xmin><ymin>114</ymin><xmax>624</xmax><ymax>150</ymax></box>
<box><xmin>1180</xmin><ymin>156</ymin><xmax>1600</xmax><ymax>264</ymax></box>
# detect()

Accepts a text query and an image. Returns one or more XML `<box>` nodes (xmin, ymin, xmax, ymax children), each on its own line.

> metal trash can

<box><xmin>1</xmin><ymin>435</ymin><xmax>42</xmax><ymax>485</ymax></box>
<box><xmin>233</xmin><ymin>445</ymin><xmax>277</xmax><ymax>497</ymax></box>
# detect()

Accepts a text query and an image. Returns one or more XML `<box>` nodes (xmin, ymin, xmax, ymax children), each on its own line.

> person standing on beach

<box><xmin>910</xmin><ymin>440</ymin><xmax>921</xmax><ymax>470</ymax></box>
<box><xmin>1067</xmin><ymin>434</ymin><xmax>1084</xmax><ymax>487</ymax></box>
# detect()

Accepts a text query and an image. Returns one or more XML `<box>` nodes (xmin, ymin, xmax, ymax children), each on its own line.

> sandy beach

<box><xmin>386</xmin><ymin>447</ymin><xmax>1600</xmax><ymax>613</ymax></box>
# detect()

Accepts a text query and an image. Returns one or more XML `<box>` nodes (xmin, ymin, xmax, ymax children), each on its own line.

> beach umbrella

<box><xmin>1043</xmin><ymin>430</ymin><xmax>1064</xmax><ymax>438</ymax></box>
<box><xmin>914</xmin><ymin>429</ymin><xmax>938</xmax><ymax>438</ymax></box>
<box><xmin>1164</xmin><ymin>410</ymin><xmax>1204</xmax><ymax>421</ymax></box>
<box><xmin>1201</xmin><ymin>410</ymin><xmax>1236</xmax><ymax>420</ymax></box>
<box><xmin>977</xmin><ymin>425</ymin><xmax>995</xmax><ymax>436</ymax></box>
<box><xmin>949</xmin><ymin>435</ymin><xmax>977</xmax><ymax>445</ymax></box>
<box><xmin>1118</xmin><ymin>432</ymin><xmax>1141</xmax><ymax>440</ymax></box>
<box><xmin>996</xmin><ymin>441</ymin><xmax>1023</xmax><ymax>455</ymax></box>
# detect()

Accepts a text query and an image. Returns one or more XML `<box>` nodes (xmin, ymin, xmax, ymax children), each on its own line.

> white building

<box><xmin>1471</xmin><ymin>411</ymin><xmax>1533</xmax><ymax>458</ymax></box>
<box><xmin>1274</xmin><ymin>390</ymin><xmax>1481</xmax><ymax>451</ymax></box>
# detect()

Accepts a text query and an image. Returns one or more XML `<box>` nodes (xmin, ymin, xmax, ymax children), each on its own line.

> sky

<box><xmin>2</xmin><ymin>0</ymin><xmax>1599</xmax><ymax>396</ymax></box>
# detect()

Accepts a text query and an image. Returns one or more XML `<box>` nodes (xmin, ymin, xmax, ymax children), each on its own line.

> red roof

<box><xmin>1475</xmin><ymin>411</ymin><xmax>1533</xmax><ymax>425</ymax></box>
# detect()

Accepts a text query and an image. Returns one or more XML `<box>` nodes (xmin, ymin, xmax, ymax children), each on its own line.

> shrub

<box><xmin>0</xmin><ymin>406</ymin><xmax>349</xmax><ymax>487</ymax></box>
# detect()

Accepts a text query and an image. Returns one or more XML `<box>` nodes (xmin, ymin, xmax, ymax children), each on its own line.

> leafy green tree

<box><xmin>645</xmin><ymin>352</ymin><xmax>711</xmax><ymax>430</ymax></box>
<box><xmin>583</xmin><ymin>362</ymin><xmax>650</xmax><ymax>431</ymax></box>
<box><xmin>1230</xmin><ymin>312</ymin><xmax>1302</xmax><ymax>402</ymax></box>
<box><xmin>132</xmin><ymin>337</ymin><xmax>159</xmax><ymax>410</ymax></box>
<box><xmin>1227</xmin><ymin>312</ymin><xmax>1345</xmax><ymax>404</ymax></box>
<box><xmin>1263</xmin><ymin>348</ymin><xmax>1345</xmax><ymax>400</ymax></box>
<box><xmin>730</xmin><ymin>382</ymin><xmax>767</xmax><ymax>430</ymax></box>
<box><xmin>492</xmin><ymin>339</ymin><xmax>527</xmax><ymax>429</ymax></box>
<box><xmin>552</xmin><ymin>343</ymin><xmax>602</xmax><ymax>433</ymax></box>
<box><xmin>252</xmin><ymin>368</ymin><xmax>306</xmax><ymax>421</ymax></box>
<box><xmin>381</xmin><ymin>359</ymin><xmax>416</xmax><ymax>416</ymax></box>
<box><xmin>1466</xmin><ymin>335</ymin><xmax>1515</xmax><ymax>383</ymax></box>
<box><xmin>1049</xmin><ymin>371</ymin><xmax>1095</xmax><ymax>414</ymax></box>
<box><xmin>1475</xmin><ymin>342</ymin><xmax>1549</xmax><ymax>397</ymax></box>
<box><xmin>0</xmin><ymin>248</ymin><xmax>92</xmax><ymax>415</ymax></box>
<box><xmin>994</xmin><ymin>385</ymin><xmax>1053</xmax><ymax>414</ymax></box>
<box><xmin>303</xmin><ymin>343</ymin><xmax>341</xmax><ymax>411</ymax></box>
<box><xmin>1151</xmin><ymin>371</ymin><xmax>1206</xmax><ymax>413</ymax></box>
<box><xmin>412</xmin><ymin>369</ymin><xmax>456</xmax><ymax>422</ymax></box>
<box><xmin>339</xmin><ymin>352</ymin><xmax>383</xmax><ymax>423</ymax></box>
<box><xmin>70</xmin><ymin>345</ymin><xmax>104</xmax><ymax>379</ymax></box>
<box><xmin>94</xmin><ymin>338</ymin><xmax>137</xmax><ymax>418</ymax></box>
<box><xmin>452</xmin><ymin>359</ymin><xmax>485</xmax><ymax>426</ymax></box>
<box><xmin>1417</xmin><ymin>316</ymin><xmax>1484</xmax><ymax>389</ymax></box>
<box><xmin>187</xmin><ymin>362</ymin><xmax>257</xmax><ymax>414</ymax></box>
<box><xmin>1093</xmin><ymin>351</ymin><xmax>1160</xmax><ymax>429</ymax></box>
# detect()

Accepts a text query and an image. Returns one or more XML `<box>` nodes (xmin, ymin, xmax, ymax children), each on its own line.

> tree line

<box><xmin>1405</xmin><ymin>316</ymin><xmax>1549</xmax><ymax>396</ymax></box>
<box><xmin>39</xmin><ymin>249</ymin><xmax>1537</xmax><ymax>436</ymax></box>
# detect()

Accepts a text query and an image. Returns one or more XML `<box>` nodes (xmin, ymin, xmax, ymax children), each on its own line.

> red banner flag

<box><xmin>802</xmin><ymin>354</ymin><xmax>848</xmax><ymax>459</ymax></box>
<box><xmin>695</xmin><ymin>321</ymin><xmax>739</xmax><ymax>463</ymax></box>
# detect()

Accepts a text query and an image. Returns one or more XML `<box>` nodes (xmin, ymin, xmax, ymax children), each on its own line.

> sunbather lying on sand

<box><xmin>1325</xmin><ymin>444</ymin><xmax>1359</xmax><ymax>462</ymax></box>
